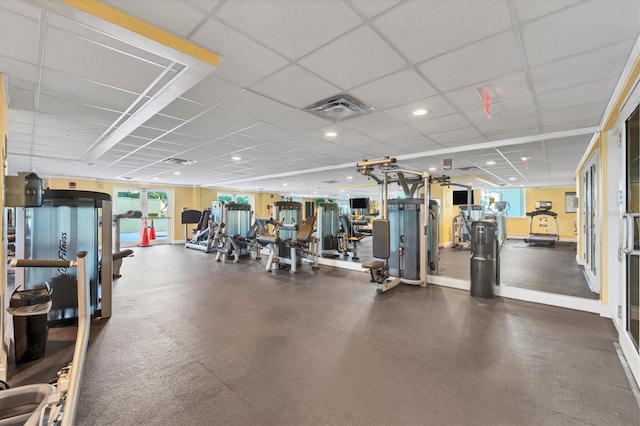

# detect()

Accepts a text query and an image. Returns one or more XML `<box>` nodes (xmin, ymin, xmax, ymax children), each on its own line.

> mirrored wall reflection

<box><xmin>307</xmin><ymin>135</ymin><xmax>597</xmax><ymax>299</ymax></box>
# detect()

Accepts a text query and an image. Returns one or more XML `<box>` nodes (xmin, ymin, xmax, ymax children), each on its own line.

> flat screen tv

<box><xmin>452</xmin><ymin>190</ymin><xmax>474</xmax><ymax>205</ymax></box>
<box><xmin>349</xmin><ymin>197</ymin><xmax>369</xmax><ymax>210</ymax></box>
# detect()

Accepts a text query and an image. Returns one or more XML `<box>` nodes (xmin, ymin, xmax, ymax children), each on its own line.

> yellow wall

<box><xmin>506</xmin><ymin>187</ymin><xmax>577</xmax><ymax>240</ymax></box>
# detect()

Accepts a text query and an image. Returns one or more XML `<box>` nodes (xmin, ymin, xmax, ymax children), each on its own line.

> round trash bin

<box><xmin>8</xmin><ymin>284</ymin><xmax>53</xmax><ymax>364</ymax></box>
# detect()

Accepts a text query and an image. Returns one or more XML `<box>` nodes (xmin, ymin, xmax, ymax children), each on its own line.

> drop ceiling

<box><xmin>1</xmin><ymin>0</ymin><xmax>638</xmax><ymax>197</ymax></box>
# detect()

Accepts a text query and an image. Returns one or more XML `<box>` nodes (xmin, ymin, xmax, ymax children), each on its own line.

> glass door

<box><xmin>621</xmin><ymin>101</ymin><xmax>640</xmax><ymax>385</ymax></box>
<box><xmin>582</xmin><ymin>153</ymin><xmax>599</xmax><ymax>291</ymax></box>
<box><xmin>114</xmin><ymin>188</ymin><xmax>172</xmax><ymax>247</ymax></box>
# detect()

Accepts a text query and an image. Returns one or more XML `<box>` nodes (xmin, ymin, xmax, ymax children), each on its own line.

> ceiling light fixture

<box><xmin>325</xmin><ymin>131</ymin><xmax>337</xmax><ymax>137</ymax></box>
<box><xmin>428</xmin><ymin>167</ymin><xmax>437</xmax><ymax>171</ymax></box>
<box><xmin>152</xmin><ymin>177</ymin><xmax>160</xmax><ymax>181</ymax></box>
<box><xmin>231</xmin><ymin>156</ymin><xmax>242</xmax><ymax>161</ymax></box>
<box><xmin>413</xmin><ymin>109</ymin><xmax>428</xmax><ymax>116</ymax></box>
<box><xmin>347</xmin><ymin>176</ymin><xmax>353</xmax><ymax>179</ymax></box>
<box><xmin>173</xmin><ymin>171</ymin><xmax>181</xmax><ymax>175</ymax></box>
<box><xmin>486</xmin><ymin>161</ymin><xmax>496</xmax><ymax>165</ymax></box>
<box><xmin>509</xmin><ymin>177</ymin><xmax>516</xmax><ymax>181</ymax></box>
<box><xmin>283</xmin><ymin>183</ymin><xmax>288</xmax><ymax>186</ymax></box>
<box><xmin>521</xmin><ymin>156</ymin><xmax>529</xmax><ymax>161</ymax></box>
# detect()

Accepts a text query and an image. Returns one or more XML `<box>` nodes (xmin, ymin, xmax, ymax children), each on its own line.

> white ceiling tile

<box><xmin>373</xmin><ymin>0</ymin><xmax>511</xmax><ymax>63</ymax></box>
<box><xmin>239</xmin><ymin>123</ymin><xmax>294</xmax><ymax>142</ymax></box>
<box><xmin>192</xmin><ymin>107</ymin><xmax>258</xmax><ymax>132</ymax></box>
<box><xmin>34</xmin><ymin>112</ymin><xmax>108</xmax><ymax>135</ymax></box>
<box><xmin>41</xmin><ymin>69</ymin><xmax>138</xmax><ymax>113</ymax></box>
<box><xmin>37</xmin><ymin>94</ymin><xmax>122</xmax><ymax>125</ymax></box>
<box><xmin>445</xmin><ymin>71</ymin><xmax>532</xmax><ymax>114</ymax></box>
<box><xmin>429</xmin><ymin>127</ymin><xmax>484</xmax><ymax>145</ymax></box>
<box><xmin>540</xmin><ymin>102</ymin><xmax>604</xmax><ymax>127</ymax></box>
<box><xmin>171</xmin><ymin>121</ymin><xmax>230</xmax><ymax>140</ymax></box>
<box><xmin>0</xmin><ymin>8</ymin><xmax>39</xmax><ymax>65</ymax></box>
<box><xmin>180</xmin><ymin>73</ymin><xmax>242</xmax><ymax>106</ymax></box>
<box><xmin>186</xmin><ymin>0</ymin><xmax>220</xmax><ymax>13</ymax></box>
<box><xmin>298</xmin><ymin>25</ymin><xmax>407</xmax><ymax>90</ymax></box>
<box><xmin>409</xmin><ymin>113</ymin><xmax>473</xmax><ymax>135</ymax></box>
<box><xmin>250</xmin><ymin>64</ymin><xmax>341</xmax><ymax>108</ymax></box>
<box><xmin>537</xmin><ymin>79</ymin><xmax>614</xmax><ymax>112</ymax></box>
<box><xmin>7</xmin><ymin>86</ymin><xmax>34</xmax><ymax>110</ymax></box>
<box><xmin>219</xmin><ymin>133</ymin><xmax>264</xmax><ymax>148</ymax></box>
<box><xmin>350</xmin><ymin>68</ymin><xmax>437</xmax><ymax>110</ymax></box>
<box><xmin>522</xmin><ymin>0</ymin><xmax>640</xmax><ymax>67</ymax></box>
<box><xmin>419</xmin><ymin>32</ymin><xmax>522</xmax><ymax>93</ymax></box>
<box><xmin>531</xmin><ymin>40</ymin><xmax>635</xmax><ymax>93</ymax></box>
<box><xmin>143</xmin><ymin>114</ymin><xmax>187</xmax><ymax>131</ymax></box>
<box><xmin>543</xmin><ymin>119</ymin><xmax>601</xmax><ymax>134</ymax></box>
<box><xmin>44</xmin><ymin>27</ymin><xmax>167</xmax><ymax>94</ymax></box>
<box><xmin>191</xmin><ymin>19</ymin><xmax>289</xmax><ymax>87</ymax></box>
<box><xmin>130</xmin><ymin>126</ymin><xmax>167</xmax><ymax>140</ymax></box>
<box><xmin>103</xmin><ymin>0</ymin><xmax>205</xmax><ymax>37</ymax></box>
<box><xmin>350</xmin><ymin>0</ymin><xmax>402</xmax><ymax>18</ymax></box>
<box><xmin>385</xmin><ymin>95</ymin><xmax>458</xmax><ymax>128</ymax></box>
<box><xmin>217</xmin><ymin>89</ymin><xmax>292</xmax><ymax>122</ymax></box>
<box><xmin>513</xmin><ymin>0</ymin><xmax>584</xmax><ymax>23</ymax></box>
<box><xmin>265</xmin><ymin>109</ymin><xmax>331</xmax><ymax>132</ymax></box>
<box><xmin>159</xmin><ymin>98</ymin><xmax>210</xmax><ymax>120</ymax></box>
<box><xmin>340</xmin><ymin>112</ymin><xmax>417</xmax><ymax>140</ymax></box>
<box><xmin>466</xmin><ymin>96</ymin><xmax>538</xmax><ymax>125</ymax></box>
<box><xmin>216</xmin><ymin>0</ymin><xmax>362</xmax><ymax>60</ymax></box>
<box><xmin>0</xmin><ymin>57</ymin><xmax>39</xmax><ymax>85</ymax></box>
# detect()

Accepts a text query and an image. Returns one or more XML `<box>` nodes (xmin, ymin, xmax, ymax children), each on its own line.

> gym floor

<box><xmin>11</xmin><ymin>244</ymin><xmax>638</xmax><ymax>425</ymax></box>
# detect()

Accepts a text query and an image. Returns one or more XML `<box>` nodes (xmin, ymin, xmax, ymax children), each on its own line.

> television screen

<box><xmin>350</xmin><ymin>197</ymin><xmax>369</xmax><ymax>210</ymax></box>
<box><xmin>452</xmin><ymin>190</ymin><xmax>474</xmax><ymax>205</ymax></box>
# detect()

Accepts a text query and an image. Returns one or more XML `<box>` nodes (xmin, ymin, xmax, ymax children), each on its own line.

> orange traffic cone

<box><xmin>149</xmin><ymin>219</ymin><xmax>156</xmax><ymax>240</ymax></box>
<box><xmin>139</xmin><ymin>219</ymin><xmax>151</xmax><ymax>247</ymax></box>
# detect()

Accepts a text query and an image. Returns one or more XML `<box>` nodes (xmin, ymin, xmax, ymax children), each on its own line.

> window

<box><xmin>218</xmin><ymin>193</ymin><xmax>254</xmax><ymax>206</ymax></box>
<box><xmin>481</xmin><ymin>188</ymin><xmax>525</xmax><ymax>217</ymax></box>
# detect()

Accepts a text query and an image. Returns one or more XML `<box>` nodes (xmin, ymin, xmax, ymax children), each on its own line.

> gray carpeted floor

<box><xmin>9</xmin><ymin>244</ymin><xmax>638</xmax><ymax>424</ymax></box>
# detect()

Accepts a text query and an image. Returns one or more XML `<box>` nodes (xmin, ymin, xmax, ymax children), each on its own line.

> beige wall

<box><xmin>0</xmin><ymin>75</ymin><xmax>8</xmax><ymax>379</ymax></box>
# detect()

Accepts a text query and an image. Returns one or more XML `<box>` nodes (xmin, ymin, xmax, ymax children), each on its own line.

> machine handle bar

<box><xmin>9</xmin><ymin>253</ymin><xmax>85</xmax><ymax>268</ymax></box>
<box><xmin>622</xmin><ymin>213</ymin><xmax>640</xmax><ymax>255</ymax></box>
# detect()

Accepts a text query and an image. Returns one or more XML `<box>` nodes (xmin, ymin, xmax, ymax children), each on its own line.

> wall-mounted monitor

<box><xmin>349</xmin><ymin>197</ymin><xmax>369</xmax><ymax>210</ymax></box>
<box><xmin>452</xmin><ymin>190</ymin><xmax>474</xmax><ymax>205</ymax></box>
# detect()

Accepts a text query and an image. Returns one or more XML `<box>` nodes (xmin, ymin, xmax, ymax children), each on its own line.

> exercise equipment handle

<box><xmin>10</xmin><ymin>258</ymin><xmax>81</xmax><ymax>268</ymax></box>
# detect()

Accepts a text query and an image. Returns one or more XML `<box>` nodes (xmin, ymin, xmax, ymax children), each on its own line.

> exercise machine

<box><xmin>316</xmin><ymin>200</ymin><xmax>341</xmax><ymax>258</ymax></box>
<box><xmin>494</xmin><ymin>201</ymin><xmax>510</xmax><ymax>245</ymax></box>
<box><xmin>524</xmin><ymin>201</ymin><xmax>559</xmax><ymax>246</ymax></box>
<box><xmin>0</xmin><ymin>252</ymin><xmax>90</xmax><ymax>425</ymax></box>
<box><xmin>257</xmin><ymin>215</ymin><xmax>319</xmax><ymax>273</ymax></box>
<box><xmin>182</xmin><ymin>208</ymin><xmax>219</xmax><ymax>253</ymax></box>
<box><xmin>214</xmin><ymin>202</ymin><xmax>260</xmax><ymax>262</ymax></box>
<box><xmin>12</xmin><ymin>189</ymin><xmax>113</xmax><ymax>323</ymax></box>
<box><xmin>357</xmin><ymin>157</ymin><xmax>436</xmax><ymax>293</ymax></box>
<box><xmin>338</xmin><ymin>214</ymin><xmax>367</xmax><ymax>261</ymax></box>
<box><xmin>112</xmin><ymin>210</ymin><xmax>141</xmax><ymax>278</ymax></box>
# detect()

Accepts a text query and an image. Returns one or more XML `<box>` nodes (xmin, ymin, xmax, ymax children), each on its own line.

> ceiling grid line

<box><xmin>28</xmin><ymin>9</ymin><xmax>48</xmax><ymax>170</ymax></box>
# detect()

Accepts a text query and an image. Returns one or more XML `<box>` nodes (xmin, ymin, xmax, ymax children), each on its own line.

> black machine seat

<box><xmin>526</xmin><ymin>209</ymin><xmax>558</xmax><ymax>218</ymax></box>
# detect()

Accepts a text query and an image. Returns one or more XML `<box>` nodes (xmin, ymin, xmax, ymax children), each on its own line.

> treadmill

<box><xmin>524</xmin><ymin>201</ymin><xmax>559</xmax><ymax>246</ymax></box>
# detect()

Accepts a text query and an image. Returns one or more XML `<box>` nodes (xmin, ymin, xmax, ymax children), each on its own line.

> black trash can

<box><xmin>9</xmin><ymin>284</ymin><xmax>53</xmax><ymax>364</ymax></box>
<box><xmin>470</xmin><ymin>221</ymin><xmax>498</xmax><ymax>299</ymax></box>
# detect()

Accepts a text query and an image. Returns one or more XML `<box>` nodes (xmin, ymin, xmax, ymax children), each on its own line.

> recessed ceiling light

<box><xmin>325</xmin><ymin>131</ymin><xmax>337</xmax><ymax>137</ymax></box>
<box><xmin>173</xmin><ymin>171</ymin><xmax>181</xmax><ymax>175</ymax></box>
<box><xmin>413</xmin><ymin>109</ymin><xmax>428</xmax><ymax>116</ymax></box>
<box><xmin>313</xmin><ymin>191</ymin><xmax>317</xmax><ymax>194</ymax></box>
<box><xmin>283</xmin><ymin>183</ymin><xmax>288</xmax><ymax>186</ymax></box>
<box><xmin>231</xmin><ymin>156</ymin><xmax>242</xmax><ymax>161</ymax></box>
<box><xmin>467</xmin><ymin>182</ymin><xmax>472</xmax><ymax>185</ymax></box>
<box><xmin>347</xmin><ymin>176</ymin><xmax>353</xmax><ymax>179</ymax></box>
<box><xmin>519</xmin><ymin>184</ymin><xmax>524</xmax><ymax>187</ymax></box>
<box><xmin>521</xmin><ymin>156</ymin><xmax>529</xmax><ymax>161</ymax></box>
<box><xmin>340</xmin><ymin>189</ymin><xmax>345</xmax><ymax>192</ymax></box>
<box><xmin>152</xmin><ymin>177</ymin><xmax>160</xmax><ymax>181</ymax></box>
<box><xmin>486</xmin><ymin>161</ymin><xmax>496</xmax><ymax>165</ymax></box>
<box><xmin>428</xmin><ymin>167</ymin><xmax>437</xmax><ymax>171</ymax></box>
<box><xmin>509</xmin><ymin>177</ymin><xmax>516</xmax><ymax>181</ymax></box>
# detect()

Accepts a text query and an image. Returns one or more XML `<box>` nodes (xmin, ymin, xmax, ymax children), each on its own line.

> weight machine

<box><xmin>358</xmin><ymin>157</ymin><xmax>437</xmax><ymax>294</ymax></box>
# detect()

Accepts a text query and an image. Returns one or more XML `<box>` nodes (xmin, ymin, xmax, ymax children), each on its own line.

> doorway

<box><xmin>114</xmin><ymin>188</ymin><xmax>172</xmax><ymax>246</ymax></box>
<box><xmin>582</xmin><ymin>151</ymin><xmax>600</xmax><ymax>293</ymax></box>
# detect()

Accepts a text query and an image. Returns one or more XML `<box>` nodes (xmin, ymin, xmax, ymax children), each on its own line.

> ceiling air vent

<box><xmin>322</xmin><ymin>180</ymin><xmax>339</xmax><ymax>184</ymax></box>
<box><xmin>304</xmin><ymin>94</ymin><xmax>373</xmax><ymax>122</ymax></box>
<box><xmin>163</xmin><ymin>158</ymin><xmax>197</xmax><ymax>166</ymax></box>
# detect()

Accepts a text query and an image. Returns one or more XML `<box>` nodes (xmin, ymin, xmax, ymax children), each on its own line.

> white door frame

<box><xmin>582</xmin><ymin>150</ymin><xmax>600</xmax><ymax>293</ymax></box>
<box><xmin>618</xmin><ymin>76</ymin><xmax>640</xmax><ymax>386</ymax></box>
